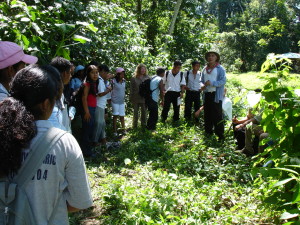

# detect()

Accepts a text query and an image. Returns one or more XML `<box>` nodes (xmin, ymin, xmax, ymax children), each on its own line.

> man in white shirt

<box><xmin>161</xmin><ymin>60</ymin><xmax>186</xmax><ymax>122</ymax></box>
<box><xmin>0</xmin><ymin>41</ymin><xmax>37</xmax><ymax>101</ymax></box>
<box><xmin>184</xmin><ymin>60</ymin><xmax>201</xmax><ymax>122</ymax></box>
<box><xmin>49</xmin><ymin>57</ymin><xmax>73</xmax><ymax>132</ymax></box>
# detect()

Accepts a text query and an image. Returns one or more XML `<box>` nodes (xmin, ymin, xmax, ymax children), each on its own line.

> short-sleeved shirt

<box><xmin>96</xmin><ymin>77</ymin><xmax>107</xmax><ymax>109</ymax></box>
<box><xmin>150</xmin><ymin>76</ymin><xmax>162</xmax><ymax>102</ymax></box>
<box><xmin>163</xmin><ymin>70</ymin><xmax>186</xmax><ymax>92</ymax></box>
<box><xmin>185</xmin><ymin>70</ymin><xmax>201</xmax><ymax>91</ymax></box>
<box><xmin>111</xmin><ymin>78</ymin><xmax>126</xmax><ymax>104</ymax></box>
<box><xmin>70</xmin><ymin>78</ymin><xmax>82</xmax><ymax>92</ymax></box>
<box><xmin>0</xmin><ymin>83</ymin><xmax>9</xmax><ymax>101</ymax></box>
<box><xmin>22</xmin><ymin>120</ymin><xmax>93</xmax><ymax>225</ymax></box>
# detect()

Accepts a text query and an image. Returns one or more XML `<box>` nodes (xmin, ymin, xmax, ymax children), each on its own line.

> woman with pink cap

<box><xmin>0</xmin><ymin>41</ymin><xmax>38</xmax><ymax>101</ymax></box>
<box><xmin>111</xmin><ymin>67</ymin><xmax>126</xmax><ymax>135</ymax></box>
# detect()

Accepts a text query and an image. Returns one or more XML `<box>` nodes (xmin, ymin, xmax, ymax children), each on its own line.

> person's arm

<box><xmin>67</xmin><ymin>202</ymin><xmax>80</xmax><ymax>213</ymax></box>
<box><xmin>235</xmin><ymin>118</ymin><xmax>256</xmax><ymax>130</ymax></box>
<box><xmin>159</xmin><ymin>80</ymin><xmax>164</xmax><ymax>106</ymax></box>
<box><xmin>97</xmin><ymin>87</ymin><xmax>112</xmax><ymax>97</ymax></box>
<box><xmin>82</xmin><ymin>84</ymin><xmax>91</xmax><ymax>121</ymax></box>
<box><xmin>211</xmin><ymin>66</ymin><xmax>226</xmax><ymax>87</ymax></box>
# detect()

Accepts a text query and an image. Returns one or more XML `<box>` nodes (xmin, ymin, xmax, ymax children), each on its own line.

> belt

<box><xmin>187</xmin><ymin>90</ymin><xmax>200</xmax><ymax>93</ymax></box>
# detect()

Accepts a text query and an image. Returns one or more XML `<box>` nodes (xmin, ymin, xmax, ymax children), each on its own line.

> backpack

<box><xmin>165</xmin><ymin>71</ymin><xmax>184</xmax><ymax>83</ymax></box>
<box><xmin>70</xmin><ymin>83</ymin><xmax>85</xmax><ymax>115</ymax></box>
<box><xmin>0</xmin><ymin>128</ymin><xmax>66</xmax><ymax>225</ymax></box>
<box><xmin>138</xmin><ymin>76</ymin><xmax>158</xmax><ymax>100</ymax></box>
<box><xmin>186</xmin><ymin>70</ymin><xmax>190</xmax><ymax>84</ymax></box>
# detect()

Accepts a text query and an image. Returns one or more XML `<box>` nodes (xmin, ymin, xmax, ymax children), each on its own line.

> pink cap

<box><xmin>116</xmin><ymin>67</ymin><xmax>125</xmax><ymax>73</ymax></box>
<box><xmin>0</xmin><ymin>41</ymin><xmax>38</xmax><ymax>69</ymax></box>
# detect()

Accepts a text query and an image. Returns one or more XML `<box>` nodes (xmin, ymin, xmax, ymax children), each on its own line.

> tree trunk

<box><xmin>168</xmin><ymin>0</ymin><xmax>183</xmax><ymax>35</ymax></box>
<box><xmin>137</xmin><ymin>0</ymin><xmax>142</xmax><ymax>25</ymax></box>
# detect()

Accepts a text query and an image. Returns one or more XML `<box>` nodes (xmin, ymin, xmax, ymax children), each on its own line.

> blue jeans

<box><xmin>81</xmin><ymin>106</ymin><xmax>96</xmax><ymax>156</ymax></box>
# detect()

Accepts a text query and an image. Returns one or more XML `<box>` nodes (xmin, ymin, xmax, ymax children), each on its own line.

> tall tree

<box><xmin>168</xmin><ymin>0</ymin><xmax>183</xmax><ymax>35</ymax></box>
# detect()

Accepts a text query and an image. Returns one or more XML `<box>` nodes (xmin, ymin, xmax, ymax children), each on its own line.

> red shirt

<box><xmin>84</xmin><ymin>82</ymin><xmax>97</xmax><ymax>107</ymax></box>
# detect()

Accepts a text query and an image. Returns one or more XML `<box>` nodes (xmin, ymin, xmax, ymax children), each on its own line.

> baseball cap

<box><xmin>74</xmin><ymin>65</ymin><xmax>84</xmax><ymax>73</ymax></box>
<box><xmin>0</xmin><ymin>41</ymin><xmax>38</xmax><ymax>69</ymax></box>
<box><xmin>116</xmin><ymin>67</ymin><xmax>125</xmax><ymax>73</ymax></box>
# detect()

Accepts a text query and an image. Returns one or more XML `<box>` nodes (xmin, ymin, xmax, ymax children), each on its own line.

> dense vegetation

<box><xmin>1</xmin><ymin>0</ymin><xmax>300</xmax><ymax>224</ymax></box>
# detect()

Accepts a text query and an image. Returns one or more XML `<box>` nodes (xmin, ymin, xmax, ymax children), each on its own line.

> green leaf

<box><xmin>280</xmin><ymin>211</ymin><xmax>299</xmax><ymax>220</ymax></box>
<box><xmin>20</xmin><ymin>17</ymin><xmax>30</xmax><ymax>22</ymax></box>
<box><xmin>273</xmin><ymin>178</ymin><xmax>295</xmax><ymax>187</ymax></box>
<box><xmin>273</xmin><ymin>168</ymin><xmax>299</xmax><ymax>175</ymax></box>
<box><xmin>292</xmin><ymin>183</ymin><xmax>300</xmax><ymax>203</ymax></box>
<box><xmin>73</xmin><ymin>35</ymin><xmax>91</xmax><ymax>43</ymax></box>
<box><xmin>21</xmin><ymin>34</ymin><xmax>29</xmax><ymax>47</ymax></box>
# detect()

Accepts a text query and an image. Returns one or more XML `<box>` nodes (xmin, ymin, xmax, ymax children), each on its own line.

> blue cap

<box><xmin>74</xmin><ymin>65</ymin><xmax>84</xmax><ymax>73</ymax></box>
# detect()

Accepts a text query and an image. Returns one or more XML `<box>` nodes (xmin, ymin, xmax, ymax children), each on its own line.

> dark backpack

<box><xmin>70</xmin><ymin>84</ymin><xmax>85</xmax><ymax>115</ymax></box>
<box><xmin>166</xmin><ymin>71</ymin><xmax>184</xmax><ymax>83</ymax></box>
<box><xmin>139</xmin><ymin>76</ymin><xmax>158</xmax><ymax>100</ymax></box>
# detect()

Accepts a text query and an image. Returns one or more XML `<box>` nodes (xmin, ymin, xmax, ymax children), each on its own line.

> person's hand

<box><xmin>235</xmin><ymin>124</ymin><xmax>243</xmax><ymax>130</ymax></box>
<box><xmin>107</xmin><ymin>86</ymin><xmax>112</xmax><ymax>92</ymax></box>
<box><xmin>184</xmin><ymin>86</ymin><xmax>190</xmax><ymax>91</ymax></box>
<box><xmin>84</xmin><ymin>112</ymin><xmax>91</xmax><ymax>122</ymax></box>
<box><xmin>205</xmin><ymin>80</ymin><xmax>211</xmax><ymax>86</ymax></box>
<box><xmin>201</xmin><ymin>86</ymin><xmax>206</xmax><ymax>91</ymax></box>
<box><xmin>232</xmin><ymin>117</ymin><xmax>238</xmax><ymax>123</ymax></box>
<box><xmin>160</xmin><ymin>101</ymin><xmax>164</xmax><ymax>107</ymax></box>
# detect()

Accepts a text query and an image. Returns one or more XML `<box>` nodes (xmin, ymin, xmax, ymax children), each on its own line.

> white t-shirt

<box><xmin>203</xmin><ymin>68</ymin><xmax>217</xmax><ymax>92</ymax></box>
<box><xmin>163</xmin><ymin>70</ymin><xmax>186</xmax><ymax>92</ymax></box>
<box><xmin>96</xmin><ymin>77</ymin><xmax>107</xmax><ymax>109</ymax></box>
<box><xmin>22</xmin><ymin>120</ymin><xmax>93</xmax><ymax>225</ymax></box>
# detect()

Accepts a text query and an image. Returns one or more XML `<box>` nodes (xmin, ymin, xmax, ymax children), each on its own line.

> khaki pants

<box><xmin>133</xmin><ymin>103</ymin><xmax>147</xmax><ymax>128</ymax></box>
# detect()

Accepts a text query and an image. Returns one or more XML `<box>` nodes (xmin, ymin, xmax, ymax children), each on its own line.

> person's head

<box><xmin>134</xmin><ymin>64</ymin><xmax>147</xmax><ymax>77</ymax></box>
<box><xmin>86</xmin><ymin>65</ymin><xmax>99</xmax><ymax>82</ymax></box>
<box><xmin>0</xmin><ymin>65</ymin><xmax>62</xmax><ymax>176</ymax></box>
<box><xmin>172</xmin><ymin>60</ymin><xmax>182</xmax><ymax>74</ymax></box>
<box><xmin>156</xmin><ymin>67</ymin><xmax>165</xmax><ymax>77</ymax></box>
<box><xmin>205</xmin><ymin>51</ymin><xmax>220</xmax><ymax>64</ymax></box>
<box><xmin>115</xmin><ymin>67</ymin><xmax>125</xmax><ymax>82</ymax></box>
<box><xmin>192</xmin><ymin>60</ymin><xmax>200</xmax><ymax>71</ymax></box>
<box><xmin>50</xmin><ymin>56</ymin><xmax>72</xmax><ymax>85</ymax></box>
<box><xmin>74</xmin><ymin>65</ymin><xmax>85</xmax><ymax>80</ymax></box>
<box><xmin>0</xmin><ymin>41</ymin><xmax>38</xmax><ymax>89</ymax></box>
<box><xmin>99</xmin><ymin>64</ymin><xmax>110</xmax><ymax>80</ymax></box>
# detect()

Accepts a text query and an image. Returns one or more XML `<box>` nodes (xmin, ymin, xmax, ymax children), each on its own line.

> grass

<box><xmin>68</xmin><ymin>71</ymin><xmax>293</xmax><ymax>224</ymax></box>
<box><xmin>227</xmin><ymin>72</ymin><xmax>300</xmax><ymax>90</ymax></box>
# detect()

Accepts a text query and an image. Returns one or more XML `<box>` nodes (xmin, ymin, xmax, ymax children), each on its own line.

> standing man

<box><xmin>161</xmin><ymin>60</ymin><xmax>186</xmax><ymax>123</ymax></box>
<box><xmin>49</xmin><ymin>56</ymin><xmax>73</xmax><ymax>131</ymax></box>
<box><xmin>147</xmin><ymin>67</ymin><xmax>165</xmax><ymax>130</ymax></box>
<box><xmin>184</xmin><ymin>60</ymin><xmax>201</xmax><ymax>122</ymax></box>
<box><xmin>0</xmin><ymin>41</ymin><xmax>37</xmax><ymax>101</ymax></box>
<box><xmin>200</xmin><ymin>51</ymin><xmax>226</xmax><ymax>141</ymax></box>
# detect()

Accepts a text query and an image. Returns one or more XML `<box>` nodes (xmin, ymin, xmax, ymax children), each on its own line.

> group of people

<box><xmin>0</xmin><ymin>41</ymin><xmax>92</xmax><ymax>224</ymax></box>
<box><xmin>2</xmin><ymin>38</ymin><xmax>270</xmax><ymax>224</ymax></box>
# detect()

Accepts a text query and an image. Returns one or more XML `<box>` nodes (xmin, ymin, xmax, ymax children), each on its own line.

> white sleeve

<box><xmin>60</xmin><ymin>134</ymin><xmax>93</xmax><ymax>209</ymax></box>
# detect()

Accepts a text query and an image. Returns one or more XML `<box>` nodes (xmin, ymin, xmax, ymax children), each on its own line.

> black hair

<box><xmin>85</xmin><ymin>65</ymin><xmax>99</xmax><ymax>95</ymax></box>
<box><xmin>50</xmin><ymin>56</ymin><xmax>72</xmax><ymax>74</ymax></box>
<box><xmin>99</xmin><ymin>64</ymin><xmax>109</xmax><ymax>72</ymax></box>
<box><xmin>115</xmin><ymin>71</ymin><xmax>125</xmax><ymax>83</ymax></box>
<box><xmin>173</xmin><ymin>60</ymin><xmax>182</xmax><ymax>67</ymax></box>
<box><xmin>156</xmin><ymin>67</ymin><xmax>165</xmax><ymax>75</ymax></box>
<box><xmin>0</xmin><ymin>65</ymin><xmax>61</xmax><ymax>176</ymax></box>
<box><xmin>192</xmin><ymin>61</ymin><xmax>200</xmax><ymax>66</ymax></box>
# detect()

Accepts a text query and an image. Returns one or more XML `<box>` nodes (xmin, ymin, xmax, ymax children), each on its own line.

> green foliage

<box><xmin>253</xmin><ymin>54</ymin><xmax>300</xmax><ymax>224</ymax></box>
